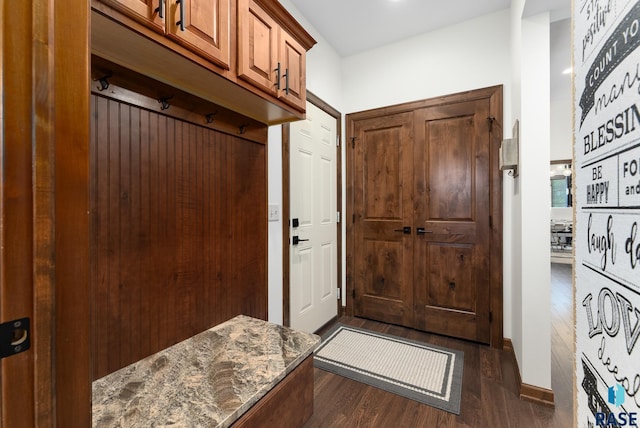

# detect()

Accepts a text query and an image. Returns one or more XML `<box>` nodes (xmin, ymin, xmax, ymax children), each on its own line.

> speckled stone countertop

<box><xmin>92</xmin><ymin>315</ymin><xmax>320</xmax><ymax>427</ymax></box>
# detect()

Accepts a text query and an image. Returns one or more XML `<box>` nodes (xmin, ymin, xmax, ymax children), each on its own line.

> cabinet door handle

<box><xmin>283</xmin><ymin>69</ymin><xmax>289</xmax><ymax>95</ymax></box>
<box><xmin>154</xmin><ymin>0</ymin><xmax>164</xmax><ymax>18</ymax></box>
<box><xmin>176</xmin><ymin>0</ymin><xmax>185</xmax><ymax>31</ymax></box>
<box><xmin>416</xmin><ymin>228</ymin><xmax>433</xmax><ymax>235</ymax></box>
<box><xmin>274</xmin><ymin>62</ymin><xmax>281</xmax><ymax>90</ymax></box>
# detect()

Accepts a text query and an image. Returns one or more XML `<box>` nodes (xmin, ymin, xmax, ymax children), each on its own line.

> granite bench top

<box><xmin>92</xmin><ymin>315</ymin><xmax>320</xmax><ymax>427</ymax></box>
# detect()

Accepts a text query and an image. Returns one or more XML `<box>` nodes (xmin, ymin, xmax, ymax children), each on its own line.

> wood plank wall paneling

<box><xmin>91</xmin><ymin>93</ymin><xmax>267</xmax><ymax>380</ymax></box>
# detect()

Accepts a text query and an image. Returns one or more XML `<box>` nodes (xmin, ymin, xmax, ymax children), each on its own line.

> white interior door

<box><xmin>290</xmin><ymin>101</ymin><xmax>338</xmax><ymax>333</ymax></box>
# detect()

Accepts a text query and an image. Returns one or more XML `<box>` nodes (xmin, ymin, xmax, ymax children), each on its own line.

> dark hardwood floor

<box><xmin>305</xmin><ymin>263</ymin><xmax>574</xmax><ymax>427</ymax></box>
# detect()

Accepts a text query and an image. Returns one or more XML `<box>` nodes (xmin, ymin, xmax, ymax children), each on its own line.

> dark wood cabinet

<box><xmin>93</xmin><ymin>0</ymin><xmax>315</xmax><ymax>123</ymax></box>
<box><xmin>278</xmin><ymin>29</ymin><xmax>306</xmax><ymax>110</ymax></box>
<box><xmin>238</xmin><ymin>0</ymin><xmax>307</xmax><ymax>111</ymax></box>
<box><xmin>99</xmin><ymin>0</ymin><xmax>165</xmax><ymax>32</ymax></box>
<box><xmin>100</xmin><ymin>0</ymin><xmax>230</xmax><ymax>69</ymax></box>
<box><xmin>4</xmin><ymin>0</ymin><xmax>313</xmax><ymax>425</ymax></box>
<box><xmin>166</xmin><ymin>0</ymin><xmax>230</xmax><ymax>69</ymax></box>
<box><xmin>237</xmin><ymin>0</ymin><xmax>278</xmax><ymax>95</ymax></box>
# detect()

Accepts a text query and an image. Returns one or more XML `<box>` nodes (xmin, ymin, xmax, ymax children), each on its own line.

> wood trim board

<box><xmin>504</xmin><ymin>339</ymin><xmax>555</xmax><ymax>407</ymax></box>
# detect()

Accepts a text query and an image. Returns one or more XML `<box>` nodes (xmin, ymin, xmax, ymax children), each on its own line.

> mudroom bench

<box><xmin>92</xmin><ymin>315</ymin><xmax>320</xmax><ymax>427</ymax></box>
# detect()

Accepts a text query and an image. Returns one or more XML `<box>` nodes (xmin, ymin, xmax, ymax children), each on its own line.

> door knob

<box><xmin>292</xmin><ymin>236</ymin><xmax>309</xmax><ymax>245</ymax></box>
<box><xmin>394</xmin><ymin>226</ymin><xmax>411</xmax><ymax>234</ymax></box>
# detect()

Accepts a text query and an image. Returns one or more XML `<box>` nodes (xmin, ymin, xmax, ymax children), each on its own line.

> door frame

<box><xmin>345</xmin><ymin>86</ymin><xmax>504</xmax><ymax>348</ymax></box>
<box><xmin>282</xmin><ymin>92</ymin><xmax>343</xmax><ymax>328</ymax></box>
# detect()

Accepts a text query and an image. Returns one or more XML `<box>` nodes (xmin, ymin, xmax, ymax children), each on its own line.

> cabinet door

<box><xmin>237</xmin><ymin>0</ymin><xmax>278</xmax><ymax>95</ymax></box>
<box><xmin>278</xmin><ymin>30</ymin><xmax>306</xmax><ymax>111</ymax></box>
<box><xmin>167</xmin><ymin>0</ymin><xmax>230</xmax><ymax>70</ymax></box>
<box><xmin>100</xmin><ymin>0</ymin><xmax>165</xmax><ymax>32</ymax></box>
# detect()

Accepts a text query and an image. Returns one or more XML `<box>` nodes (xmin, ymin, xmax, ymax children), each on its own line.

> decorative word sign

<box><xmin>575</xmin><ymin>0</ymin><xmax>640</xmax><ymax>426</ymax></box>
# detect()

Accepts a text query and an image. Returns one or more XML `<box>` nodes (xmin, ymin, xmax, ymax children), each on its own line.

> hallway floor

<box><xmin>304</xmin><ymin>263</ymin><xmax>574</xmax><ymax>427</ymax></box>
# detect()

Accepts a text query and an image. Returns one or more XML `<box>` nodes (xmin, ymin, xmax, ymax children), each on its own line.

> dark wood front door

<box><xmin>353</xmin><ymin>112</ymin><xmax>415</xmax><ymax>327</ymax></box>
<box><xmin>350</xmin><ymin>89</ymin><xmax>498</xmax><ymax>344</ymax></box>
<box><xmin>413</xmin><ymin>99</ymin><xmax>491</xmax><ymax>343</ymax></box>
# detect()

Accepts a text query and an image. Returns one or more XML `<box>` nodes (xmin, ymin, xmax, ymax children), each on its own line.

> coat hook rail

<box><xmin>96</xmin><ymin>74</ymin><xmax>112</xmax><ymax>91</ymax></box>
<box><xmin>158</xmin><ymin>96</ymin><xmax>173</xmax><ymax>111</ymax></box>
<box><xmin>205</xmin><ymin>112</ymin><xmax>217</xmax><ymax>124</ymax></box>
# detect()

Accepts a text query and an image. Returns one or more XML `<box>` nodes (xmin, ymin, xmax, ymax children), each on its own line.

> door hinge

<box><xmin>489</xmin><ymin>215</ymin><xmax>493</xmax><ymax>229</ymax></box>
<box><xmin>352</xmin><ymin>288</ymin><xmax>356</xmax><ymax>298</ymax></box>
<box><xmin>337</xmin><ymin>288</ymin><xmax>341</xmax><ymax>300</ymax></box>
<box><xmin>336</xmin><ymin>211</ymin><xmax>341</xmax><ymax>223</ymax></box>
<box><xmin>336</xmin><ymin>135</ymin><xmax>340</xmax><ymax>147</ymax></box>
<box><xmin>352</xmin><ymin>213</ymin><xmax>355</xmax><ymax>223</ymax></box>
<box><xmin>489</xmin><ymin>311</ymin><xmax>493</xmax><ymax>323</ymax></box>
<box><xmin>1</xmin><ymin>318</ymin><xmax>30</xmax><ymax>359</ymax></box>
<box><xmin>351</xmin><ymin>137</ymin><xmax>356</xmax><ymax>148</ymax></box>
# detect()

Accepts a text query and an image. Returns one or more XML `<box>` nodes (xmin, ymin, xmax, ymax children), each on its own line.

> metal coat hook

<box><xmin>97</xmin><ymin>75</ymin><xmax>111</xmax><ymax>91</ymax></box>
<box><xmin>158</xmin><ymin>96</ymin><xmax>173</xmax><ymax>111</ymax></box>
<box><xmin>205</xmin><ymin>112</ymin><xmax>217</xmax><ymax>124</ymax></box>
<box><xmin>239</xmin><ymin>124</ymin><xmax>248</xmax><ymax>135</ymax></box>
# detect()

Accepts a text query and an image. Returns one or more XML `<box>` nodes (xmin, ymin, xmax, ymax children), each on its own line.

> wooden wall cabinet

<box><xmin>238</xmin><ymin>0</ymin><xmax>307</xmax><ymax>111</ymax></box>
<box><xmin>100</xmin><ymin>0</ymin><xmax>230</xmax><ymax>69</ymax></box>
<box><xmin>92</xmin><ymin>0</ymin><xmax>315</xmax><ymax>124</ymax></box>
<box><xmin>99</xmin><ymin>0</ymin><xmax>165</xmax><ymax>32</ymax></box>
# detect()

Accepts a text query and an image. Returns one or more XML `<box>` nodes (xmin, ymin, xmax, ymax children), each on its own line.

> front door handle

<box><xmin>394</xmin><ymin>226</ymin><xmax>411</xmax><ymax>234</ymax></box>
<box><xmin>417</xmin><ymin>228</ymin><xmax>433</xmax><ymax>235</ymax></box>
<box><xmin>292</xmin><ymin>236</ymin><xmax>309</xmax><ymax>245</ymax></box>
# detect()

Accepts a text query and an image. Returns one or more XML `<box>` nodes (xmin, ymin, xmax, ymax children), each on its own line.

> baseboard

<box><xmin>520</xmin><ymin>383</ymin><xmax>555</xmax><ymax>407</ymax></box>
<box><xmin>314</xmin><ymin>316</ymin><xmax>339</xmax><ymax>335</ymax></box>
<box><xmin>503</xmin><ymin>339</ymin><xmax>555</xmax><ymax>408</ymax></box>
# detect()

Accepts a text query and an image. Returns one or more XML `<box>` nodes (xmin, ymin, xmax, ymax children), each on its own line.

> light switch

<box><xmin>268</xmin><ymin>204</ymin><xmax>280</xmax><ymax>221</ymax></box>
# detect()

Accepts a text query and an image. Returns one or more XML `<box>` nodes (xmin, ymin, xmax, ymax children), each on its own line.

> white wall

<box><xmin>512</xmin><ymin>8</ymin><xmax>553</xmax><ymax>389</ymax></box>
<box><xmin>341</xmin><ymin>10</ymin><xmax>512</xmax><ymax>114</ymax></box>
<box><xmin>267</xmin><ymin>0</ymin><xmax>344</xmax><ymax>324</ymax></box>
<box><xmin>267</xmin><ymin>125</ymin><xmax>284</xmax><ymax>325</ymax></box>
<box><xmin>507</xmin><ymin>0</ymin><xmax>524</xmax><ymax>349</ymax></box>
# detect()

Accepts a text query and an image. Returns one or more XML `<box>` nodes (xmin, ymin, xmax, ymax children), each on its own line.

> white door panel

<box><xmin>290</xmin><ymin>101</ymin><xmax>338</xmax><ymax>333</ymax></box>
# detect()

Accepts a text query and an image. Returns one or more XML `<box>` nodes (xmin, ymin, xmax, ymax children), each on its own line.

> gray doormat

<box><xmin>314</xmin><ymin>324</ymin><xmax>464</xmax><ymax>414</ymax></box>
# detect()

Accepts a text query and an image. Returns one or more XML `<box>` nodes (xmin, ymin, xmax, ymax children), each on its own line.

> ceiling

<box><xmin>287</xmin><ymin>0</ymin><xmax>571</xmax><ymax>57</ymax></box>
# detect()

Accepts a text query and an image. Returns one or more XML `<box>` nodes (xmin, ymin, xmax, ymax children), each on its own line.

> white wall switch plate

<box><xmin>268</xmin><ymin>204</ymin><xmax>280</xmax><ymax>222</ymax></box>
